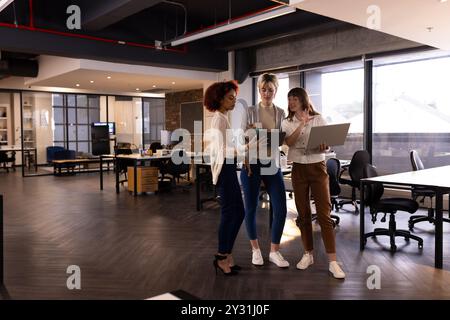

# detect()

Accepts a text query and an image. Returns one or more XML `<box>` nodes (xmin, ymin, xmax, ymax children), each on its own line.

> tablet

<box><xmin>306</xmin><ymin>123</ymin><xmax>350</xmax><ymax>150</ymax></box>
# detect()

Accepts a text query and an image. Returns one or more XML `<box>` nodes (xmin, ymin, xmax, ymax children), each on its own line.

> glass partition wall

<box><xmin>0</xmin><ymin>90</ymin><xmax>165</xmax><ymax>177</ymax></box>
<box><xmin>107</xmin><ymin>96</ymin><xmax>143</xmax><ymax>150</ymax></box>
<box><xmin>21</xmin><ymin>91</ymin><xmax>54</xmax><ymax>176</ymax></box>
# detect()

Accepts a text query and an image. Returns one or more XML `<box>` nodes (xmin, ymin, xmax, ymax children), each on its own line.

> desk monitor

<box><xmin>93</xmin><ymin>122</ymin><xmax>115</xmax><ymax>135</ymax></box>
<box><xmin>306</xmin><ymin>123</ymin><xmax>350</xmax><ymax>150</ymax></box>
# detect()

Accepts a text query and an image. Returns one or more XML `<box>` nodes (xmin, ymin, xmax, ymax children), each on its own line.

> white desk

<box><xmin>360</xmin><ymin>165</ymin><xmax>450</xmax><ymax>268</ymax></box>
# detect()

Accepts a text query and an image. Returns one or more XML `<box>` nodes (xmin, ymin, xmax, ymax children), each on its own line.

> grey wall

<box><xmin>255</xmin><ymin>25</ymin><xmax>421</xmax><ymax>72</ymax></box>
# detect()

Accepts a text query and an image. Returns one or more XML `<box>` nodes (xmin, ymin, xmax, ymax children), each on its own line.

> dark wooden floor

<box><xmin>1</xmin><ymin>170</ymin><xmax>450</xmax><ymax>300</ymax></box>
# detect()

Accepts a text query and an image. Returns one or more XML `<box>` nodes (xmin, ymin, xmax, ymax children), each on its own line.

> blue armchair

<box><xmin>46</xmin><ymin>146</ymin><xmax>65</xmax><ymax>163</ymax></box>
<box><xmin>53</xmin><ymin>149</ymin><xmax>76</xmax><ymax>161</ymax></box>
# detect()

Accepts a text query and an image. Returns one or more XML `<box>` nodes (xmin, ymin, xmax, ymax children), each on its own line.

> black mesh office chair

<box><xmin>338</xmin><ymin>150</ymin><xmax>370</xmax><ymax>214</ymax></box>
<box><xmin>363</xmin><ymin>164</ymin><xmax>423</xmax><ymax>252</ymax></box>
<box><xmin>159</xmin><ymin>149</ymin><xmax>191</xmax><ymax>191</ymax></box>
<box><xmin>150</xmin><ymin>142</ymin><xmax>162</xmax><ymax>153</ymax></box>
<box><xmin>408</xmin><ymin>150</ymin><xmax>450</xmax><ymax>230</ymax></box>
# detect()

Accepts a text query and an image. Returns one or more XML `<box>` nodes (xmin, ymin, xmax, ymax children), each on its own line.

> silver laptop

<box><xmin>306</xmin><ymin>123</ymin><xmax>350</xmax><ymax>150</ymax></box>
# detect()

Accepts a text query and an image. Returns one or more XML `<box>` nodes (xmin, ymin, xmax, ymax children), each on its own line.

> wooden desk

<box><xmin>115</xmin><ymin>154</ymin><xmax>171</xmax><ymax>196</ymax></box>
<box><xmin>360</xmin><ymin>165</ymin><xmax>450</xmax><ymax>269</ymax></box>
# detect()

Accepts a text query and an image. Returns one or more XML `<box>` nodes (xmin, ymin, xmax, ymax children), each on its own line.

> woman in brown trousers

<box><xmin>281</xmin><ymin>87</ymin><xmax>345</xmax><ymax>279</ymax></box>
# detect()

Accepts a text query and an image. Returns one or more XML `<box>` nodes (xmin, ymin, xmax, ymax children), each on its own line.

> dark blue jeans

<box><xmin>216</xmin><ymin>163</ymin><xmax>245</xmax><ymax>254</ymax></box>
<box><xmin>240</xmin><ymin>163</ymin><xmax>287</xmax><ymax>244</ymax></box>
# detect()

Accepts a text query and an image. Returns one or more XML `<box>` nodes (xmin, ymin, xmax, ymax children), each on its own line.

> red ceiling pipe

<box><xmin>29</xmin><ymin>0</ymin><xmax>34</xmax><ymax>28</ymax></box>
<box><xmin>0</xmin><ymin>0</ymin><xmax>186</xmax><ymax>53</ymax></box>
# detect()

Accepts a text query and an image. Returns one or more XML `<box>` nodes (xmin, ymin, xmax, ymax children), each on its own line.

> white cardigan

<box><xmin>207</xmin><ymin>111</ymin><xmax>236</xmax><ymax>185</ymax></box>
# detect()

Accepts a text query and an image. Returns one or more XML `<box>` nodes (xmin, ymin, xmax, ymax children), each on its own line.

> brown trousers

<box><xmin>291</xmin><ymin>161</ymin><xmax>336</xmax><ymax>253</ymax></box>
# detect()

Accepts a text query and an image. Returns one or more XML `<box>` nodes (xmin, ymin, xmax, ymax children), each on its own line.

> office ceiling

<box><xmin>0</xmin><ymin>0</ymin><xmax>333</xmax><ymax>72</ymax></box>
<box><xmin>290</xmin><ymin>0</ymin><xmax>450</xmax><ymax>51</ymax></box>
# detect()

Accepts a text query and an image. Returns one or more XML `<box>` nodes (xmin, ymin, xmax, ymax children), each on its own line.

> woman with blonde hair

<box><xmin>240</xmin><ymin>73</ymin><xmax>289</xmax><ymax>268</ymax></box>
<box><xmin>281</xmin><ymin>87</ymin><xmax>345</xmax><ymax>279</ymax></box>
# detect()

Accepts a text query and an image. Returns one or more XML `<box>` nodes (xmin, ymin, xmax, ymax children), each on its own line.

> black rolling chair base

<box><xmin>364</xmin><ymin>228</ymin><xmax>423</xmax><ymax>252</ymax></box>
<box><xmin>335</xmin><ymin>200</ymin><xmax>359</xmax><ymax>214</ymax></box>
<box><xmin>409</xmin><ymin>216</ymin><xmax>450</xmax><ymax>230</ymax></box>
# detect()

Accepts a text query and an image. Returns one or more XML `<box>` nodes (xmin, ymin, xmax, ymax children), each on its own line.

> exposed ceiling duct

<box><xmin>168</xmin><ymin>5</ymin><xmax>296</xmax><ymax>46</ymax></box>
<box><xmin>0</xmin><ymin>58</ymin><xmax>39</xmax><ymax>80</ymax></box>
<box><xmin>83</xmin><ymin>0</ymin><xmax>164</xmax><ymax>31</ymax></box>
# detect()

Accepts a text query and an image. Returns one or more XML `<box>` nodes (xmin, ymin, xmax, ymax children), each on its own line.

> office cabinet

<box><xmin>127</xmin><ymin>166</ymin><xmax>159</xmax><ymax>193</ymax></box>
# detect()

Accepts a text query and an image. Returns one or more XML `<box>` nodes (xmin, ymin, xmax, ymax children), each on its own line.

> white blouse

<box><xmin>281</xmin><ymin>114</ymin><xmax>328</xmax><ymax>164</ymax></box>
<box><xmin>207</xmin><ymin>111</ymin><xmax>238</xmax><ymax>185</ymax></box>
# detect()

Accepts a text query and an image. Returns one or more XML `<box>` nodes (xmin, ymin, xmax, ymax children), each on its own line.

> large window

<box><xmin>305</xmin><ymin>63</ymin><xmax>364</xmax><ymax>160</ymax></box>
<box><xmin>373</xmin><ymin>55</ymin><xmax>450</xmax><ymax>174</ymax></box>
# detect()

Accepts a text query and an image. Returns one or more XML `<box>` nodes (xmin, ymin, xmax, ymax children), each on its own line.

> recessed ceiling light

<box><xmin>136</xmin><ymin>88</ymin><xmax>140</xmax><ymax>91</ymax></box>
<box><xmin>107</xmin><ymin>76</ymin><xmax>111</xmax><ymax>79</ymax></box>
<box><xmin>171</xmin><ymin>82</ymin><xmax>176</xmax><ymax>85</ymax></box>
<box><xmin>76</xmin><ymin>84</ymin><xmax>80</xmax><ymax>87</ymax></box>
<box><xmin>439</xmin><ymin>0</ymin><xmax>448</xmax><ymax>3</ymax></box>
<box><xmin>152</xmin><ymin>85</ymin><xmax>156</xmax><ymax>88</ymax></box>
<box><xmin>90</xmin><ymin>80</ymin><xmax>94</xmax><ymax>83</ymax></box>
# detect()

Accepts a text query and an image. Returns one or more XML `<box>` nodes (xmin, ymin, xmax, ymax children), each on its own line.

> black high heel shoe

<box><xmin>213</xmin><ymin>255</ymin><xmax>238</xmax><ymax>276</ymax></box>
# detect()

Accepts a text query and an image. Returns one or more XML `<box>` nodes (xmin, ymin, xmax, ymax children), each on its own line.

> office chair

<box><xmin>408</xmin><ymin>150</ymin><xmax>450</xmax><ymax>230</ymax></box>
<box><xmin>159</xmin><ymin>149</ymin><xmax>191</xmax><ymax>191</ymax></box>
<box><xmin>338</xmin><ymin>150</ymin><xmax>370</xmax><ymax>214</ymax></box>
<box><xmin>115</xmin><ymin>147</ymin><xmax>133</xmax><ymax>184</ymax></box>
<box><xmin>0</xmin><ymin>150</ymin><xmax>16</xmax><ymax>173</ymax></box>
<box><xmin>150</xmin><ymin>142</ymin><xmax>162</xmax><ymax>153</ymax></box>
<box><xmin>363</xmin><ymin>164</ymin><xmax>423</xmax><ymax>252</ymax></box>
<box><xmin>116</xmin><ymin>142</ymin><xmax>131</xmax><ymax>149</ymax></box>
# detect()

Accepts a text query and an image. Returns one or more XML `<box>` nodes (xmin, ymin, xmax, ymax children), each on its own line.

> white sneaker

<box><xmin>296</xmin><ymin>253</ymin><xmax>314</xmax><ymax>270</ymax></box>
<box><xmin>329</xmin><ymin>261</ymin><xmax>346</xmax><ymax>279</ymax></box>
<box><xmin>269</xmin><ymin>251</ymin><xmax>290</xmax><ymax>268</ymax></box>
<box><xmin>252</xmin><ymin>248</ymin><xmax>264</xmax><ymax>266</ymax></box>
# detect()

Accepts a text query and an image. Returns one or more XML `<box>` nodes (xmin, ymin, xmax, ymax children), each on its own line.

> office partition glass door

<box><xmin>108</xmin><ymin>97</ymin><xmax>143</xmax><ymax>149</ymax></box>
<box><xmin>21</xmin><ymin>91</ymin><xmax>54</xmax><ymax>176</ymax></box>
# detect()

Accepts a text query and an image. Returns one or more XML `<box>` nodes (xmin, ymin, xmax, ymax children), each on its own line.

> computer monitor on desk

<box><xmin>93</xmin><ymin>122</ymin><xmax>115</xmax><ymax>135</ymax></box>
